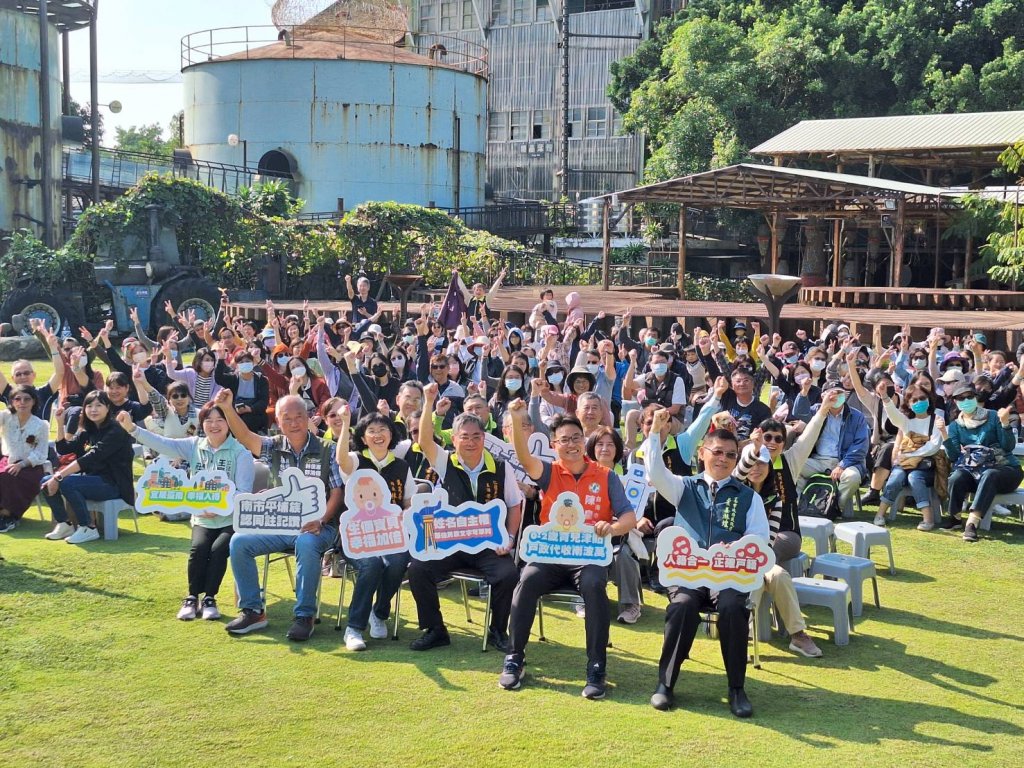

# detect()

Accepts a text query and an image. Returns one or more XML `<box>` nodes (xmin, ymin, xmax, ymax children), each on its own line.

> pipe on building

<box><xmin>38</xmin><ymin>0</ymin><xmax>53</xmax><ymax>247</ymax></box>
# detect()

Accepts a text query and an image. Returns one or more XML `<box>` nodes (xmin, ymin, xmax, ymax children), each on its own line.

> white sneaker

<box><xmin>344</xmin><ymin>627</ymin><xmax>367</xmax><ymax>651</ymax></box>
<box><xmin>66</xmin><ymin>526</ymin><xmax>100</xmax><ymax>544</ymax></box>
<box><xmin>574</xmin><ymin>603</ymin><xmax>586</xmax><ymax>619</ymax></box>
<box><xmin>45</xmin><ymin>522</ymin><xmax>75</xmax><ymax>540</ymax></box>
<box><xmin>368</xmin><ymin>611</ymin><xmax>389</xmax><ymax>640</ymax></box>
<box><xmin>201</xmin><ymin>596</ymin><xmax>221</xmax><ymax>620</ymax></box>
<box><xmin>177</xmin><ymin>597</ymin><xmax>199</xmax><ymax>621</ymax></box>
<box><xmin>872</xmin><ymin>513</ymin><xmax>887</xmax><ymax>527</ymax></box>
<box><xmin>617</xmin><ymin>604</ymin><xmax>642</xmax><ymax>624</ymax></box>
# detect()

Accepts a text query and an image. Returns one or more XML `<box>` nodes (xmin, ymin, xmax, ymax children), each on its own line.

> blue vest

<box><xmin>673</xmin><ymin>476</ymin><xmax>753</xmax><ymax>549</ymax></box>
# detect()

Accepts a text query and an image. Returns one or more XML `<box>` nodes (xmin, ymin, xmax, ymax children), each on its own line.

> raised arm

<box><xmin>213</xmin><ymin>388</ymin><xmax>263</xmax><ymax>457</ymax></box>
<box><xmin>785</xmin><ymin>388</ymin><xmax>839</xmax><ymax>476</ymax></box>
<box><xmin>418</xmin><ymin>382</ymin><xmax>442</xmax><ymax>468</ymax></box>
<box><xmin>507</xmin><ymin>397</ymin><xmax>544</xmax><ymax>481</ymax></box>
<box><xmin>334</xmin><ymin>403</ymin><xmax>356</xmax><ymax>475</ymax></box>
<box><xmin>644</xmin><ymin>412</ymin><xmax>685</xmax><ymax>507</ymax></box>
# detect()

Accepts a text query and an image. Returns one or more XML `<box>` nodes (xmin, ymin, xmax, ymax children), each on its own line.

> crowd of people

<box><xmin>2</xmin><ymin>277</ymin><xmax>1022</xmax><ymax>717</ymax></box>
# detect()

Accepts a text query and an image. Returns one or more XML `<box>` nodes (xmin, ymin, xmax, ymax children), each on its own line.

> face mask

<box><xmin>947</xmin><ymin>366</ymin><xmax>962</xmax><ymax>374</ymax></box>
<box><xmin>200</xmin><ymin>360</ymin><xmax>215</xmax><ymax>374</ymax></box>
<box><xmin>644</xmin><ymin>337</ymin><xmax>657</xmax><ymax>347</ymax></box>
<box><xmin>237</xmin><ymin>362</ymin><xmax>255</xmax><ymax>375</ymax></box>
<box><xmin>506</xmin><ymin>378</ymin><xmax>522</xmax><ymax>393</ymax></box>
<box><xmin>810</xmin><ymin>359</ymin><xmax>826</xmax><ymax>372</ymax></box>
<box><xmin>833</xmin><ymin>393</ymin><xmax>847</xmax><ymax>408</ymax></box>
<box><xmin>651</xmin><ymin>363</ymin><xmax>669</xmax><ymax>377</ymax></box>
<box><xmin>474</xmin><ymin>346</ymin><xmax>485</xmax><ymax>357</ymax></box>
<box><xmin>371</xmin><ymin>363</ymin><xmax>388</xmax><ymax>377</ymax></box>
<box><xmin>586</xmin><ymin>363</ymin><xmax>600</xmax><ymax>375</ymax></box>
<box><xmin>911</xmin><ymin>400</ymin><xmax>929</xmax><ymax>415</ymax></box>
<box><xmin>391</xmin><ymin>357</ymin><xmax>406</xmax><ymax>369</ymax></box>
<box><xmin>785</xmin><ymin>354</ymin><xmax>800</xmax><ymax>364</ymax></box>
<box><xmin>912</xmin><ymin>358</ymin><xmax>927</xmax><ymax>370</ymax></box>
<box><xmin>170</xmin><ymin>350</ymin><xmax>179</xmax><ymax>360</ymax></box>
<box><xmin>794</xmin><ymin>372</ymin><xmax>810</xmax><ymax>385</ymax></box>
<box><xmin>276</xmin><ymin>355</ymin><xmax>290</xmax><ymax>366</ymax></box>
<box><xmin>291</xmin><ymin>366</ymin><xmax>307</xmax><ymax>378</ymax></box>
<box><xmin>957</xmin><ymin>397</ymin><xmax>978</xmax><ymax>414</ymax></box>
<box><xmin>74</xmin><ymin>357</ymin><xmax>87</xmax><ymax>370</ymax></box>
<box><xmin>528</xmin><ymin>358</ymin><xmax>538</xmax><ymax>370</ymax></box>
<box><xmin>132</xmin><ymin>352</ymin><xmax>148</xmax><ymax>364</ymax></box>
<box><xmin>402</xmin><ymin>335</ymin><xmax>415</xmax><ymax>345</ymax></box>
<box><xmin>735</xmin><ymin>346</ymin><xmax>748</xmax><ymax>357</ymax></box>
<box><xmin>548</xmin><ymin>373</ymin><xmax>564</xmax><ymax>386</ymax></box>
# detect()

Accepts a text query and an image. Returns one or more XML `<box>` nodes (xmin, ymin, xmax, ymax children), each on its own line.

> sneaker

<box><xmin>788</xmin><ymin>631</ymin><xmax>823</xmax><ymax>658</ymax></box>
<box><xmin>486</xmin><ymin>627</ymin><xmax>510</xmax><ymax>653</ymax></box>
<box><xmin>177</xmin><ymin>596</ymin><xmax>199</xmax><ymax>621</ymax></box>
<box><xmin>617</xmin><ymin>604</ymin><xmax>642</xmax><ymax>625</ymax></box>
<box><xmin>368</xmin><ymin>611</ymin><xmax>389</xmax><ymax>640</ymax></box>
<box><xmin>344</xmin><ymin>627</ymin><xmax>367</xmax><ymax>651</ymax></box>
<box><xmin>200</xmin><ymin>596</ymin><xmax>221</xmax><ymax>621</ymax></box>
<box><xmin>582</xmin><ymin>663</ymin><xmax>607</xmax><ymax>700</ymax></box>
<box><xmin>0</xmin><ymin>518</ymin><xmax>17</xmax><ymax>533</ymax></box>
<box><xmin>44</xmin><ymin>521</ymin><xmax>75</xmax><ymax>540</ymax></box>
<box><xmin>916</xmin><ymin>521</ymin><xmax>935</xmax><ymax>532</ymax></box>
<box><xmin>409</xmin><ymin>626</ymin><xmax>451</xmax><ymax>651</ymax></box>
<box><xmin>872</xmin><ymin>513</ymin><xmax>886</xmax><ymax>526</ymax></box>
<box><xmin>860</xmin><ymin>489</ymin><xmax>881</xmax><ymax>506</ymax></box>
<box><xmin>66</xmin><ymin>526</ymin><xmax>100</xmax><ymax>544</ymax></box>
<box><xmin>225</xmin><ymin>609</ymin><xmax>268</xmax><ymax>635</ymax></box>
<box><xmin>574</xmin><ymin>603</ymin><xmax>586</xmax><ymax>619</ymax></box>
<box><xmin>940</xmin><ymin>516</ymin><xmax>963</xmax><ymax>530</ymax></box>
<box><xmin>286</xmin><ymin>616</ymin><xmax>315</xmax><ymax>642</ymax></box>
<box><xmin>963</xmin><ymin>523</ymin><xmax>979</xmax><ymax>543</ymax></box>
<box><xmin>498</xmin><ymin>654</ymin><xmax>525</xmax><ymax>690</ymax></box>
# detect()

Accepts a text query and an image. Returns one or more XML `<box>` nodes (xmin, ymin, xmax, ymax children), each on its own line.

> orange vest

<box><xmin>540</xmin><ymin>459</ymin><xmax>614</xmax><ymax>526</ymax></box>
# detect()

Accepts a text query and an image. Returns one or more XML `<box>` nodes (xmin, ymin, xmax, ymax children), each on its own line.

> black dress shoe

<box><xmin>939</xmin><ymin>516</ymin><xmax>963</xmax><ymax>530</ymax></box>
<box><xmin>409</xmin><ymin>626</ymin><xmax>451</xmax><ymax>651</ymax></box>
<box><xmin>650</xmin><ymin>684</ymin><xmax>674</xmax><ymax>711</ymax></box>
<box><xmin>728</xmin><ymin>687</ymin><xmax>753</xmax><ymax>718</ymax></box>
<box><xmin>487</xmin><ymin>627</ymin><xmax>510</xmax><ymax>652</ymax></box>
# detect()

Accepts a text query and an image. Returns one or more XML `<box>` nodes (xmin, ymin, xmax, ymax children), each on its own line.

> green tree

<box><xmin>114</xmin><ymin>123</ymin><xmax>173</xmax><ymax>157</ymax></box>
<box><xmin>67</xmin><ymin>98</ymin><xmax>104</xmax><ymax>148</ymax></box>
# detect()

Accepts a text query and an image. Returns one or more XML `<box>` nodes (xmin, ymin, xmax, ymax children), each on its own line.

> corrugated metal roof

<box><xmin>751</xmin><ymin>111</ymin><xmax>1024</xmax><ymax>155</ymax></box>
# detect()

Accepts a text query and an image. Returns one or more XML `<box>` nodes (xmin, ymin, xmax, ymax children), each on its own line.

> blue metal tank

<box><xmin>181</xmin><ymin>26</ymin><xmax>487</xmax><ymax>214</ymax></box>
<box><xmin>0</xmin><ymin>7</ymin><xmax>62</xmax><ymax>243</ymax></box>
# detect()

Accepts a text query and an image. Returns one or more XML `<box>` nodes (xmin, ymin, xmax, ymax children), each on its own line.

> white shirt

<box><xmin>634</xmin><ymin>372</ymin><xmax>687</xmax><ymax>407</ymax></box>
<box><xmin>431</xmin><ymin>448</ymin><xmax>523</xmax><ymax>510</ymax></box>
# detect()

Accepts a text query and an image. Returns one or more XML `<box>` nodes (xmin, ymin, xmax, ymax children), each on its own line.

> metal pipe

<box><xmin>90</xmin><ymin>0</ymin><xmax>100</xmax><ymax>208</ymax></box>
<box><xmin>38</xmin><ymin>0</ymin><xmax>54</xmax><ymax>247</ymax></box>
<box><xmin>61</xmin><ymin>31</ymin><xmax>71</xmax><ymax>114</ymax></box>
<box><xmin>559</xmin><ymin>0</ymin><xmax>569</xmax><ymax>200</ymax></box>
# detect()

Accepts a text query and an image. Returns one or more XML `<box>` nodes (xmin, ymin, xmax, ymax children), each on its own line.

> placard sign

<box><xmin>339</xmin><ymin>469</ymin><xmax>407</xmax><ymax>559</ymax></box>
<box><xmin>233</xmin><ymin>467</ymin><xmax>325</xmax><ymax>536</ymax></box>
<box><xmin>655</xmin><ymin>528</ymin><xmax>775</xmax><ymax>592</ymax></box>
<box><xmin>483</xmin><ymin>432</ymin><xmax>556</xmax><ymax>487</ymax></box>
<box><xmin>135</xmin><ymin>458</ymin><xmax>235</xmax><ymax>518</ymax></box>
<box><xmin>405</xmin><ymin>488</ymin><xmax>509</xmax><ymax>561</ymax></box>
<box><xmin>519</xmin><ymin>491</ymin><xmax>613</xmax><ymax>566</ymax></box>
<box><xmin>621</xmin><ymin>462</ymin><xmax>652</xmax><ymax>514</ymax></box>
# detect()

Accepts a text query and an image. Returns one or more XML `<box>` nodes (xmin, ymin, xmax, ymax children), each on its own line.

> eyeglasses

<box><xmin>430</xmin><ymin>364</ymin><xmax>447</xmax><ymax>370</ymax></box>
<box><xmin>554</xmin><ymin>433</ymin><xmax>585</xmax><ymax>446</ymax></box>
<box><xmin>169</xmin><ymin>393</ymin><xmax>190</xmax><ymax>400</ymax></box>
<box><xmin>762</xmin><ymin>434</ymin><xmax>785</xmax><ymax>444</ymax></box>
<box><xmin>705</xmin><ymin>448</ymin><xmax>739</xmax><ymax>460</ymax></box>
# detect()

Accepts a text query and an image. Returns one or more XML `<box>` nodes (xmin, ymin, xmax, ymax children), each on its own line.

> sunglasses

<box><xmin>761</xmin><ymin>434</ymin><xmax>785</xmax><ymax>444</ymax></box>
<box><xmin>952</xmin><ymin>394</ymin><xmax>975</xmax><ymax>402</ymax></box>
<box><xmin>430</xmin><ymin>364</ymin><xmax>447</xmax><ymax>370</ymax></box>
<box><xmin>169</xmin><ymin>393</ymin><xmax>190</xmax><ymax>400</ymax></box>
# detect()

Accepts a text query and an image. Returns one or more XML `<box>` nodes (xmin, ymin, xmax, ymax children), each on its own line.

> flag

<box><xmin>437</xmin><ymin>271</ymin><xmax>467</xmax><ymax>330</ymax></box>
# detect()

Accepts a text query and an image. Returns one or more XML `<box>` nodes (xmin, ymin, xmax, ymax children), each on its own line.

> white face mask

<box><xmin>276</xmin><ymin>355</ymin><xmax>290</xmax><ymax>367</ymax></box>
<box><xmin>291</xmin><ymin>366</ymin><xmax>307</xmax><ymax>379</ymax></box>
<box><xmin>74</xmin><ymin>357</ymin><xmax>87</xmax><ymax>370</ymax></box>
<box><xmin>132</xmin><ymin>352</ymin><xmax>148</xmax><ymax>364</ymax></box>
<box><xmin>200</xmin><ymin>360</ymin><xmax>215</xmax><ymax>374</ymax></box>
<box><xmin>810</xmin><ymin>359</ymin><xmax>827</xmax><ymax>372</ymax></box>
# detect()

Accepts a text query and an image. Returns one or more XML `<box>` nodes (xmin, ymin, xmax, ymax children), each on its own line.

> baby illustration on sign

<box><xmin>552</xmin><ymin>494</ymin><xmax>584</xmax><ymax>532</ymax></box>
<box><xmin>339</xmin><ymin>468</ymin><xmax>408</xmax><ymax>559</ymax></box>
<box><xmin>519</xmin><ymin>491</ymin><xmax>613</xmax><ymax>566</ymax></box>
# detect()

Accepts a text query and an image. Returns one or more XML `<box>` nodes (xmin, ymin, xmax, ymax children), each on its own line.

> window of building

<box><xmin>510</xmin><ymin>110</ymin><xmax>529</xmax><ymax>140</ymax></box>
<box><xmin>491</xmin><ymin>0</ymin><xmax>508</xmax><ymax>25</ymax></box>
<box><xmin>512</xmin><ymin>0</ymin><xmax>529</xmax><ymax>23</ymax></box>
<box><xmin>440</xmin><ymin>1</ymin><xmax>457</xmax><ymax>30</ymax></box>
<box><xmin>532</xmin><ymin>110</ymin><xmax>552</xmax><ymax>140</ymax></box>
<box><xmin>462</xmin><ymin>0</ymin><xmax>475</xmax><ymax>28</ymax></box>
<box><xmin>420</xmin><ymin>0</ymin><xmax>438</xmax><ymax>32</ymax></box>
<box><xmin>567</xmin><ymin>107</ymin><xmax>583</xmax><ymax>138</ymax></box>
<box><xmin>611</xmin><ymin>109</ymin><xmax>624</xmax><ymax>136</ymax></box>
<box><xmin>586</xmin><ymin>106</ymin><xmax>607</xmax><ymax>138</ymax></box>
<box><xmin>536</xmin><ymin>0</ymin><xmax>552</xmax><ymax>21</ymax></box>
<box><xmin>488</xmin><ymin>112</ymin><xmax>506</xmax><ymax>142</ymax></box>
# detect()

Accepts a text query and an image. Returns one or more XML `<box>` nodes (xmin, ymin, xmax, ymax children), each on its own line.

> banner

<box><xmin>233</xmin><ymin>467</ymin><xmax>326</xmax><ymax>536</ymax></box>
<box><xmin>405</xmin><ymin>488</ymin><xmax>509</xmax><ymax>561</ymax></box>
<box><xmin>338</xmin><ymin>469</ymin><xmax>408</xmax><ymax>559</ymax></box>
<box><xmin>483</xmin><ymin>432</ymin><xmax>556</xmax><ymax>487</ymax></box>
<box><xmin>135</xmin><ymin>458</ymin><xmax>235</xmax><ymax>518</ymax></box>
<box><xmin>655</xmin><ymin>527</ymin><xmax>775</xmax><ymax>592</ymax></box>
<box><xmin>518</xmin><ymin>491</ymin><xmax>613</xmax><ymax>566</ymax></box>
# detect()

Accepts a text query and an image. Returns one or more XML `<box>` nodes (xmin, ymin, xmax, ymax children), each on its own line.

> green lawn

<box><xmin>2</xmin><ymin>360</ymin><xmax>1023</xmax><ymax>767</ymax></box>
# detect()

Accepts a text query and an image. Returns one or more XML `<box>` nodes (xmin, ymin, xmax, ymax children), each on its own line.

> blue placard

<box><xmin>404</xmin><ymin>489</ymin><xmax>509</xmax><ymax>561</ymax></box>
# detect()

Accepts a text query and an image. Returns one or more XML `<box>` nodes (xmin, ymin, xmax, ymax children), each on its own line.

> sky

<box><xmin>67</xmin><ymin>0</ymin><xmax>276</xmax><ymax>142</ymax></box>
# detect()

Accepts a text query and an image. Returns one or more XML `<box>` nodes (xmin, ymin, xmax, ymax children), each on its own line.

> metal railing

<box><xmin>441</xmin><ymin>203</ymin><xmax>580</xmax><ymax>236</ymax></box>
<box><xmin>62</xmin><ymin>146</ymin><xmax>287</xmax><ymax>196</ymax></box>
<box><xmin>181</xmin><ymin>25</ymin><xmax>489</xmax><ymax>78</ymax></box>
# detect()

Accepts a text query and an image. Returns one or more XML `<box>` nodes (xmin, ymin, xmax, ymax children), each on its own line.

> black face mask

<box><xmin>371</xmin><ymin>363</ymin><xmax>388</xmax><ymax>377</ymax></box>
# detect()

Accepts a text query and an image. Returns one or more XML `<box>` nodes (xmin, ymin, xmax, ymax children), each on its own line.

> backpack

<box><xmin>799</xmin><ymin>473</ymin><xmax>841</xmax><ymax>520</ymax></box>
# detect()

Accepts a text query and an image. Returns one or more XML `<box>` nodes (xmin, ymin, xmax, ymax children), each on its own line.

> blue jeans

<box><xmin>43</xmin><ymin>474</ymin><xmax>121</xmax><ymax>526</ymax></box>
<box><xmin>347</xmin><ymin>552</ymin><xmax>410</xmax><ymax>632</ymax></box>
<box><xmin>229</xmin><ymin>525</ymin><xmax>337</xmax><ymax>618</ymax></box>
<box><xmin>881</xmin><ymin>466</ymin><xmax>934</xmax><ymax>509</ymax></box>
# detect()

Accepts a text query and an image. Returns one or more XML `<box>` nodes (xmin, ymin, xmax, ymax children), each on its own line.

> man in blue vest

<box><xmin>645</xmin><ymin>409</ymin><xmax>769</xmax><ymax>717</ymax></box>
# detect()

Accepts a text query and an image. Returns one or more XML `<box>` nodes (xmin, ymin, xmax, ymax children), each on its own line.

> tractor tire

<box><xmin>154</xmin><ymin>277</ymin><xmax>221</xmax><ymax>333</ymax></box>
<box><xmin>0</xmin><ymin>288</ymin><xmax>83</xmax><ymax>336</ymax></box>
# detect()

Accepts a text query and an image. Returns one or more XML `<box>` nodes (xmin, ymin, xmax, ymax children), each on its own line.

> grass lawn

<box><xmin>2</xmin><ymin>360</ymin><xmax>1023</xmax><ymax>767</ymax></box>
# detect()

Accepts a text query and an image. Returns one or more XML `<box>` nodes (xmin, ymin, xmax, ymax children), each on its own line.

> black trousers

<box><xmin>658</xmin><ymin>586</ymin><xmax>749</xmax><ymax>690</ymax></box>
<box><xmin>408</xmin><ymin>549</ymin><xmax>518</xmax><ymax>633</ymax></box>
<box><xmin>188</xmin><ymin>524</ymin><xmax>234</xmax><ymax>597</ymax></box>
<box><xmin>507</xmin><ymin>563</ymin><xmax>610</xmax><ymax>668</ymax></box>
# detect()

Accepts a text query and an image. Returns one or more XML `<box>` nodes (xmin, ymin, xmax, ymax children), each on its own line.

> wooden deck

<box><xmin>800</xmin><ymin>286</ymin><xmax>1024</xmax><ymax>312</ymax></box>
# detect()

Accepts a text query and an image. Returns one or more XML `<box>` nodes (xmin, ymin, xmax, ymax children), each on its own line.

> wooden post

<box><xmin>832</xmin><ymin>218</ymin><xmax>842</xmax><ymax>286</ymax></box>
<box><xmin>964</xmin><ymin>235</ymin><xmax>973</xmax><ymax>289</ymax></box>
<box><xmin>770</xmin><ymin>213</ymin><xmax>779</xmax><ymax>273</ymax></box>
<box><xmin>677</xmin><ymin>206</ymin><xmax>688</xmax><ymax>298</ymax></box>
<box><xmin>933</xmin><ymin>215</ymin><xmax>941</xmax><ymax>288</ymax></box>
<box><xmin>891</xmin><ymin>197</ymin><xmax>906</xmax><ymax>287</ymax></box>
<box><xmin>601</xmin><ymin>197</ymin><xmax>611</xmax><ymax>291</ymax></box>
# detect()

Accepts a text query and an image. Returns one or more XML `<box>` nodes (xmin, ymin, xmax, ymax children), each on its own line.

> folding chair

<box><xmin>321</xmin><ymin>549</ymin><xmax>403</xmax><ymax>639</ymax></box>
<box><xmin>700</xmin><ymin>598</ymin><xmax>763</xmax><ymax>669</ymax></box>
